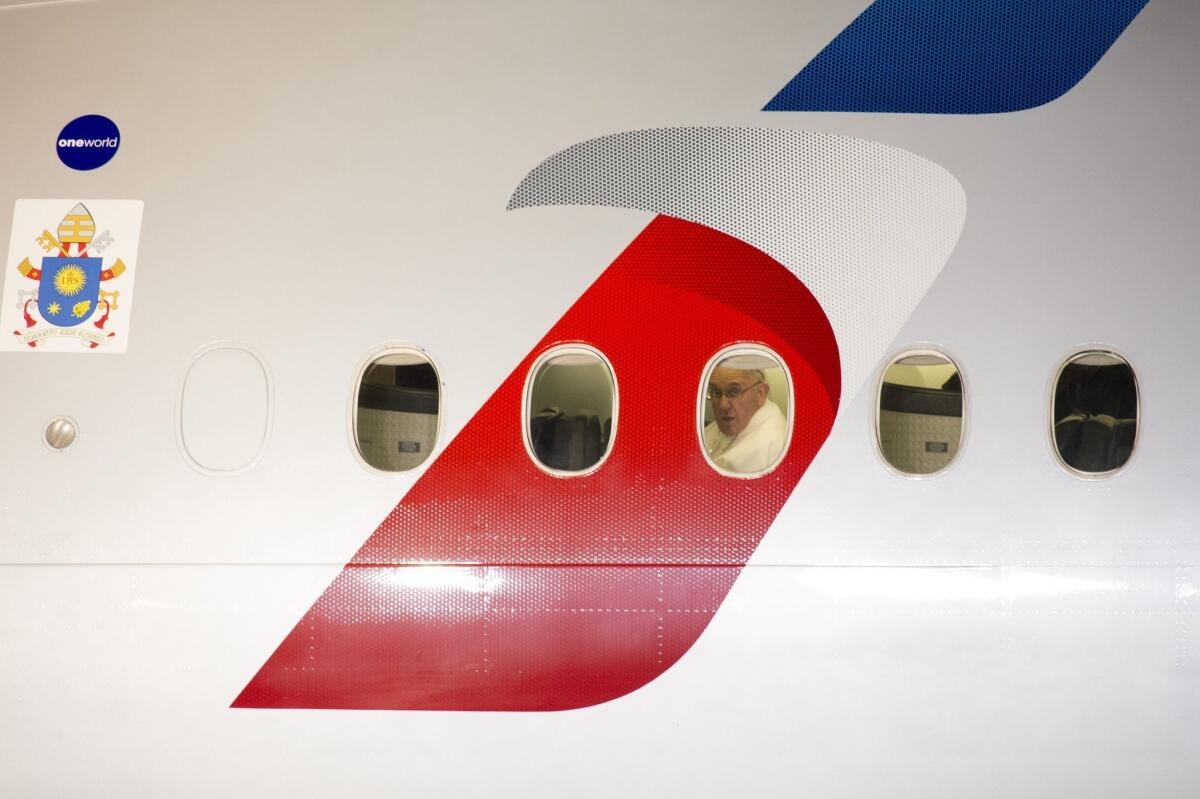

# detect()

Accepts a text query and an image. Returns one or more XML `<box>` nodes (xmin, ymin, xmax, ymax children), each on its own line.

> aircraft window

<box><xmin>1051</xmin><ymin>350</ymin><xmax>1138</xmax><ymax>477</ymax></box>
<box><xmin>700</xmin><ymin>348</ymin><xmax>792</xmax><ymax>477</ymax></box>
<box><xmin>178</xmin><ymin>343</ymin><xmax>272</xmax><ymax>476</ymax></box>
<box><xmin>354</xmin><ymin>349</ymin><xmax>441</xmax><ymax>473</ymax></box>
<box><xmin>875</xmin><ymin>350</ymin><xmax>965</xmax><ymax>476</ymax></box>
<box><xmin>524</xmin><ymin>346</ymin><xmax>616</xmax><ymax>475</ymax></box>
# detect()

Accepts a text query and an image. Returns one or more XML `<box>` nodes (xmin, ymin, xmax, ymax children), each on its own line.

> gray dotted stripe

<box><xmin>509</xmin><ymin>127</ymin><xmax>966</xmax><ymax>406</ymax></box>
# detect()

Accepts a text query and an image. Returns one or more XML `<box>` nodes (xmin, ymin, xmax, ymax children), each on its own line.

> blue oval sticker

<box><xmin>56</xmin><ymin>115</ymin><xmax>121</xmax><ymax>170</ymax></box>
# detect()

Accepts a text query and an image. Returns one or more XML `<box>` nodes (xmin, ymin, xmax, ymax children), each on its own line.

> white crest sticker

<box><xmin>1</xmin><ymin>199</ymin><xmax>144</xmax><ymax>353</ymax></box>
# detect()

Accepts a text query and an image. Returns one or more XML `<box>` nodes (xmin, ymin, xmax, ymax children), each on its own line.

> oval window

<box><xmin>1051</xmin><ymin>350</ymin><xmax>1138</xmax><ymax>476</ymax></box>
<box><xmin>876</xmin><ymin>350</ymin><xmax>964</xmax><ymax>476</ymax></box>
<box><xmin>700</xmin><ymin>348</ymin><xmax>792</xmax><ymax>477</ymax></box>
<box><xmin>524</xmin><ymin>346</ymin><xmax>616</xmax><ymax>475</ymax></box>
<box><xmin>354</xmin><ymin>349</ymin><xmax>441</xmax><ymax>472</ymax></box>
<box><xmin>178</xmin><ymin>343</ymin><xmax>272</xmax><ymax>475</ymax></box>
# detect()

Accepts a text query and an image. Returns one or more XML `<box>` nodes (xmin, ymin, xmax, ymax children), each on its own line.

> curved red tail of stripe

<box><xmin>235</xmin><ymin>216</ymin><xmax>840</xmax><ymax>711</ymax></box>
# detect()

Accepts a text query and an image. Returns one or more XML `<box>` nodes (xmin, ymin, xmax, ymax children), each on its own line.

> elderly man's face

<box><xmin>708</xmin><ymin>367</ymin><xmax>768</xmax><ymax>437</ymax></box>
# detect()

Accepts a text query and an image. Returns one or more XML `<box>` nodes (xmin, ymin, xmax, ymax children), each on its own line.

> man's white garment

<box><xmin>703</xmin><ymin>400</ymin><xmax>787</xmax><ymax>473</ymax></box>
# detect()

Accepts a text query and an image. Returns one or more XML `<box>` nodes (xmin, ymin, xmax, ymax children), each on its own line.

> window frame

<box><xmin>521</xmin><ymin>342</ymin><xmax>619</xmax><ymax>478</ymax></box>
<box><xmin>1046</xmin><ymin>346</ymin><xmax>1140</xmax><ymax>480</ymax></box>
<box><xmin>696</xmin><ymin>343</ymin><xmax>795</xmax><ymax>480</ymax></box>
<box><xmin>175</xmin><ymin>340</ymin><xmax>274</xmax><ymax>478</ymax></box>
<box><xmin>349</xmin><ymin>343</ymin><xmax>444</xmax><ymax>477</ymax></box>
<box><xmin>872</xmin><ymin>345</ymin><xmax>968</xmax><ymax>480</ymax></box>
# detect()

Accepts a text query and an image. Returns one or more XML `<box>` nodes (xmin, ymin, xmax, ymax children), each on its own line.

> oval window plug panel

<box><xmin>178</xmin><ymin>344</ymin><xmax>272</xmax><ymax>475</ymax></box>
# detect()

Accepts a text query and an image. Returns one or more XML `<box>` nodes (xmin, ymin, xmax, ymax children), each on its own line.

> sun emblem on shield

<box><xmin>53</xmin><ymin>265</ymin><xmax>88</xmax><ymax>296</ymax></box>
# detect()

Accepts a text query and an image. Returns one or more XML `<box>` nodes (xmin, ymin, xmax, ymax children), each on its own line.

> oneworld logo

<box><xmin>56</xmin><ymin>115</ymin><xmax>121</xmax><ymax>171</ymax></box>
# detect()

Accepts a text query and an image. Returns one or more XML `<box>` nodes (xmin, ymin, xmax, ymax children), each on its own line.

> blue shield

<box><xmin>38</xmin><ymin>257</ymin><xmax>102</xmax><ymax>327</ymax></box>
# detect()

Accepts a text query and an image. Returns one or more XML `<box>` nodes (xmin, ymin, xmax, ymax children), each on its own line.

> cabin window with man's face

<box><xmin>701</xmin><ymin>352</ymin><xmax>790</xmax><ymax>476</ymax></box>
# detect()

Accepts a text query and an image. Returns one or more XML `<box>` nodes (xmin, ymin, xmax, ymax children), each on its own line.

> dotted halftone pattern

<box><xmin>237</xmin><ymin>217</ymin><xmax>840</xmax><ymax>710</ymax></box>
<box><xmin>508</xmin><ymin>127</ymin><xmax>966</xmax><ymax>407</ymax></box>
<box><xmin>764</xmin><ymin>0</ymin><xmax>1148</xmax><ymax>114</ymax></box>
<box><xmin>249</xmin><ymin>565</ymin><xmax>742</xmax><ymax>711</ymax></box>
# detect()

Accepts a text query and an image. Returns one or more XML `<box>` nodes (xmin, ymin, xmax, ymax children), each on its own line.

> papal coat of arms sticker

<box><xmin>1</xmin><ymin>200</ymin><xmax>143</xmax><ymax>353</ymax></box>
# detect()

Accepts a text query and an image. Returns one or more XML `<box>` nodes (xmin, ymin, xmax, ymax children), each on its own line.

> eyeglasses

<box><xmin>706</xmin><ymin>381</ymin><xmax>762</xmax><ymax>401</ymax></box>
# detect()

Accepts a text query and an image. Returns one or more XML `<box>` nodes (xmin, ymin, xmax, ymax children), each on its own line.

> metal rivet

<box><xmin>45</xmin><ymin>417</ymin><xmax>77</xmax><ymax>450</ymax></box>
